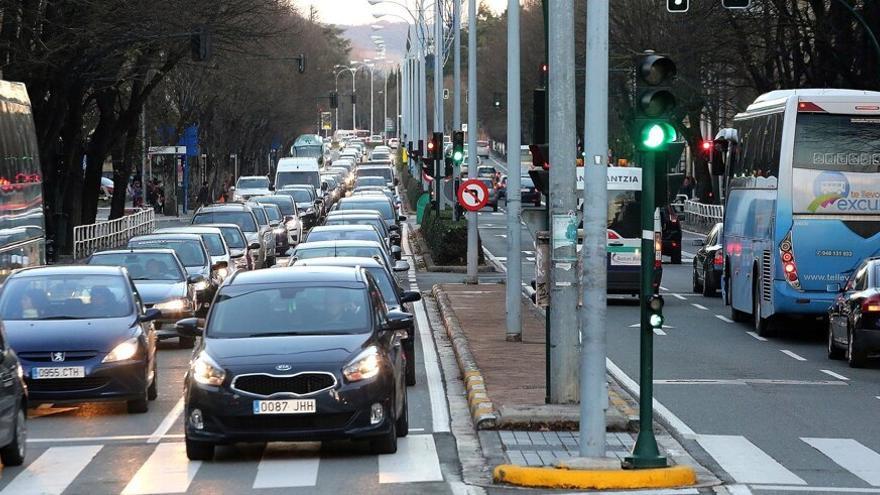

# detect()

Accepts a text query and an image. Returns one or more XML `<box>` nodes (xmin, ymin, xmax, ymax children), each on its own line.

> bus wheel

<box><xmin>753</xmin><ymin>279</ymin><xmax>774</xmax><ymax>337</ymax></box>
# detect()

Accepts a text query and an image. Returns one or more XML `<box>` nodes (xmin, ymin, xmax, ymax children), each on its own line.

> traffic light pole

<box><xmin>624</xmin><ymin>150</ymin><xmax>667</xmax><ymax>469</ymax></box>
<box><xmin>505</xmin><ymin>0</ymin><xmax>522</xmax><ymax>342</ymax></box>
<box><xmin>466</xmin><ymin>0</ymin><xmax>478</xmax><ymax>284</ymax></box>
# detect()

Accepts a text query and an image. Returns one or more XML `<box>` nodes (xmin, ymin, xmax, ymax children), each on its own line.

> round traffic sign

<box><xmin>457</xmin><ymin>179</ymin><xmax>489</xmax><ymax>212</ymax></box>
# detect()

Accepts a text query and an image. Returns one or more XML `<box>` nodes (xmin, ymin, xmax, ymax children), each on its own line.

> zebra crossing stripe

<box><xmin>378</xmin><ymin>434</ymin><xmax>444</xmax><ymax>484</ymax></box>
<box><xmin>253</xmin><ymin>442</ymin><xmax>321</xmax><ymax>488</ymax></box>
<box><xmin>803</xmin><ymin>437</ymin><xmax>880</xmax><ymax>486</ymax></box>
<box><xmin>122</xmin><ymin>443</ymin><xmax>200</xmax><ymax>495</ymax></box>
<box><xmin>0</xmin><ymin>444</ymin><xmax>102</xmax><ymax>495</ymax></box>
<box><xmin>696</xmin><ymin>434</ymin><xmax>806</xmax><ymax>485</ymax></box>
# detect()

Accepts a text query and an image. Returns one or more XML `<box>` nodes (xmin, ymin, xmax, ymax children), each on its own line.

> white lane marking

<box><xmin>692</xmin><ymin>303</ymin><xmax>708</xmax><ymax>310</ymax></box>
<box><xmin>147</xmin><ymin>397</ymin><xmax>184</xmax><ymax>444</ymax></box>
<box><xmin>405</xmin><ymin>225</ymin><xmax>450</xmax><ymax>433</ymax></box>
<box><xmin>660</xmin><ymin>286</ymin><xmax>670</xmax><ymax>291</ymax></box>
<box><xmin>378</xmin><ymin>434</ymin><xmax>444</xmax><ymax>483</ymax></box>
<box><xmin>606</xmin><ymin>358</ymin><xmax>696</xmax><ymax>438</ymax></box>
<box><xmin>410</xmin><ymin>428</ymin><xmax>426</xmax><ymax>432</ymax></box>
<box><xmin>121</xmin><ymin>443</ymin><xmax>201</xmax><ymax>495</ymax></box>
<box><xmin>746</xmin><ymin>331</ymin><xmax>768</xmax><ymax>342</ymax></box>
<box><xmin>876</xmin><ymin>396</ymin><xmax>880</xmax><ymax>400</ymax></box>
<box><xmin>523</xmin><ymin>250</ymin><xmax>534</xmax><ymax>255</ymax></box>
<box><xmin>780</xmin><ymin>350</ymin><xmax>807</xmax><ymax>362</ymax></box>
<box><xmin>820</xmin><ymin>369</ymin><xmax>850</xmax><ymax>381</ymax></box>
<box><xmin>695</xmin><ymin>435</ymin><xmax>806</xmax><ymax>485</ymax></box>
<box><xmin>802</xmin><ymin>437</ymin><xmax>880</xmax><ymax>486</ymax></box>
<box><xmin>681</xmin><ymin>250</ymin><xmax>699</xmax><ymax>258</ymax></box>
<box><xmin>253</xmin><ymin>443</ymin><xmax>321</xmax><ymax>488</ymax></box>
<box><xmin>725</xmin><ymin>485</ymin><xmax>755</xmax><ymax>495</ymax></box>
<box><xmin>653</xmin><ymin>328</ymin><xmax>667</xmax><ymax>336</ymax></box>
<box><xmin>750</xmin><ymin>486</ymin><xmax>880</xmax><ymax>493</ymax></box>
<box><xmin>0</xmin><ymin>445</ymin><xmax>102</xmax><ymax>495</ymax></box>
<box><xmin>673</xmin><ymin>294</ymin><xmax>687</xmax><ymax>301</ymax></box>
<box><xmin>716</xmin><ymin>315</ymin><xmax>735</xmax><ymax>323</ymax></box>
<box><xmin>495</xmin><ymin>234</ymin><xmax>507</xmax><ymax>238</ymax></box>
<box><xmin>526</xmin><ymin>257</ymin><xmax>535</xmax><ymax>262</ymax></box>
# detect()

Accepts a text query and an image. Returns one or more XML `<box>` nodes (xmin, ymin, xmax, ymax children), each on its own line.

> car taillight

<box><xmin>607</xmin><ymin>230</ymin><xmax>620</xmax><ymax>240</ymax></box>
<box><xmin>862</xmin><ymin>296</ymin><xmax>880</xmax><ymax>313</ymax></box>
<box><xmin>713</xmin><ymin>251</ymin><xmax>723</xmax><ymax>266</ymax></box>
<box><xmin>779</xmin><ymin>231</ymin><xmax>801</xmax><ymax>290</ymax></box>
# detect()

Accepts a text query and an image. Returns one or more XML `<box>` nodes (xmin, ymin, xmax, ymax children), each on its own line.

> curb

<box><xmin>493</xmin><ymin>464</ymin><xmax>697</xmax><ymax>490</ymax></box>
<box><xmin>432</xmin><ymin>285</ymin><xmax>497</xmax><ymax>429</ymax></box>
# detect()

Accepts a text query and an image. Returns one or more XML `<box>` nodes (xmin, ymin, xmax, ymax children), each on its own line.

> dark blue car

<box><xmin>0</xmin><ymin>266</ymin><xmax>161</xmax><ymax>413</ymax></box>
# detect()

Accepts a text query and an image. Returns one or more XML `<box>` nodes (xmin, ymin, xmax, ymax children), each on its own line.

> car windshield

<box><xmin>88</xmin><ymin>252</ymin><xmax>184</xmax><ymax>281</ymax></box>
<box><xmin>200</xmin><ymin>233</ymin><xmax>226</xmax><ymax>256</ymax></box>
<box><xmin>337</xmin><ymin>200</ymin><xmax>393</xmax><ymax>220</ymax></box>
<box><xmin>207</xmin><ymin>285</ymin><xmax>370</xmax><ymax>337</ymax></box>
<box><xmin>0</xmin><ymin>274</ymin><xmax>132</xmax><ymax>320</ymax></box>
<box><xmin>358</xmin><ymin>168</ymin><xmax>393</xmax><ymax>181</ymax></box>
<box><xmin>479</xmin><ymin>179</ymin><xmax>494</xmax><ymax>190</ymax></box>
<box><xmin>324</xmin><ymin>218</ymin><xmax>386</xmax><ymax>236</ymax></box>
<box><xmin>237</xmin><ymin>178</ymin><xmax>269</xmax><ymax>189</ymax></box>
<box><xmin>356</xmin><ymin>177</ymin><xmax>386</xmax><ymax>188</ymax></box>
<box><xmin>276</xmin><ymin>171</ymin><xmax>319</xmax><ymax>189</ymax></box>
<box><xmin>263</xmin><ymin>205</ymin><xmax>282</xmax><ymax>222</ymax></box>
<box><xmin>278</xmin><ymin>189</ymin><xmax>313</xmax><ymax>203</ymax></box>
<box><xmin>371</xmin><ymin>153</ymin><xmax>390</xmax><ymax>161</ymax></box>
<box><xmin>216</xmin><ymin>227</ymin><xmax>246</xmax><ymax>249</ymax></box>
<box><xmin>293</xmin><ymin>246</ymin><xmax>383</xmax><ymax>262</ymax></box>
<box><xmin>364</xmin><ymin>267</ymin><xmax>398</xmax><ymax>308</ymax></box>
<box><xmin>193</xmin><ymin>211</ymin><xmax>257</xmax><ymax>233</ymax></box>
<box><xmin>251</xmin><ymin>207</ymin><xmax>269</xmax><ymax>226</ymax></box>
<box><xmin>307</xmin><ymin>229</ymin><xmax>381</xmax><ymax>243</ymax></box>
<box><xmin>128</xmin><ymin>239</ymin><xmax>207</xmax><ymax>267</ymax></box>
<box><xmin>256</xmin><ymin>198</ymin><xmax>295</xmax><ymax>216</ymax></box>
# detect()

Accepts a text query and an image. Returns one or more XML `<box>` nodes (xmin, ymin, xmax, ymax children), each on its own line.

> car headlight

<box><xmin>343</xmin><ymin>346</ymin><xmax>381</xmax><ymax>382</ymax></box>
<box><xmin>154</xmin><ymin>297</ymin><xmax>192</xmax><ymax>313</ymax></box>
<box><xmin>193</xmin><ymin>280</ymin><xmax>209</xmax><ymax>291</ymax></box>
<box><xmin>103</xmin><ymin>337</ymin><xmax>140</xmax><ymax>363</ymax></box>
<box><xmin>216</xmin><ymin>267</ymin><xmax>229</xmax><ymax>279</ymax></box>
<box><xmin>233</xmin><ymin>194</ymin><xmax>243</xmax><ymax>202</ymax></box>
<box><xmin>192</xmin><ymin>352</ymin><xmax>226</xmax><ymax>386</ymax></box>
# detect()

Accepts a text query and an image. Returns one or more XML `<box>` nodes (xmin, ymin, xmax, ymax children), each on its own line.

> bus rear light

<box><xmin>779</xmin><ymin>231</ymin><xmax>801</xmax><ymax>290</ymax></box>
<box><xmin>797</xmin><ymin>101</ymin><xmax>824</xmax><ymax>112</ymax></box>
<box><xmin>714</xmin><ymin>252</ymin><xmax>723</xmax><ymax>266</ymax></box>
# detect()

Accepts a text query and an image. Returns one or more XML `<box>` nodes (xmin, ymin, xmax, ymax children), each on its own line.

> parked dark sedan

<box><xmin>692</xmin><ymin>223</ymin><xmax>723</xmax><ymax>297</ymax></box>
<box><xmin>520</xmin><ymin>175</ymin><xmax>541</xmax><ymax>207</ymax></box>
<box><xmin>827</xmin><ymin>257</ymin><xmax>880</xmax><ymax>368</ymax></box>
<box><xmin>0</xmin><ymin>327</ymin><xmax>27</xmax><ymax>466</ymax></box>
<box><xmin>87</xmin><ymin>249</ymin><xmax>200</xmax><ymax>348</ymax></box>
<box><xmin>177</xmin><ymin>266</ymin><xmax>410</xmax><ymax>460</ymax></box>
<box><xmin>0</xmin><ymin>266</ymin><xmax>160</xmax><ymax>413</ymax></box>
<box><xmin>660</xmin><ymin>205</ymin><xmax>682</xmax><ymax>264</ymax></box>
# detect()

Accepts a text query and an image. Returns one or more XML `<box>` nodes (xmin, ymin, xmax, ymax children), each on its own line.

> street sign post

<box><xmin>457</xmin><ymin>179</ymin><xmax>489</xmax><ymax>212</ymax></box>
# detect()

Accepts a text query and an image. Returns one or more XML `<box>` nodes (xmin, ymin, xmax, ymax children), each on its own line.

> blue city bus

<box><xmin>720</xmin><ymin>89</ymin><xmax>880</xmax><ymax>335</ymax></box>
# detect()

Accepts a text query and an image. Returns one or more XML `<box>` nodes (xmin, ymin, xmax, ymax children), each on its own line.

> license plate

<box><xmin>31</xmin><ymin>366</ymin><xmax>86</xmax><ymax>379</ymax></box>
<box><xmin>252</xmin><ymin>399</ymin><xmax>316</xmax><ymax>415</ymax></box>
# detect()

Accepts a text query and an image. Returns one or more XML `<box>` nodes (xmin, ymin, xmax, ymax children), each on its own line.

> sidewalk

<box><xmin>431</xmin><ymin>282</ymin><xmax>718</xmax><ymax>490</ymax></box>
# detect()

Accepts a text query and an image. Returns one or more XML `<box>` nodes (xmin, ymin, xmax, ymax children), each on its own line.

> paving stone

<box><xmin>499</xmin><ymin>430</ymin><xmax>516</xmax><ymax>446</ymax></box>
<box><xmin>506</xmin><ymin>450</ymin><xmax>527</xmax><ymax>465</ymax></box>
<box><xmin>527</xmin><ymin>431</ymin><xmax>548</xmax><ymax>445</ymax></box>
<box><xmin>523</xmin><ymin>451</ymin><xmax>543</xmax><ymax>466</ymax></box>
<box><xmin>542</xmin><ymin>431</ymin><xmax>563</xmax><ymax>445</ymax></box>
<box><xmin>513</xmin><ymin>431</ymin><xmax>531</xmax><ymax>445</ymax></box>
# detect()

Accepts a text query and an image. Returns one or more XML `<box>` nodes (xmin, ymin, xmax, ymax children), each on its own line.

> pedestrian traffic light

<box><xmin>666</xmin><ymin>0</ymin><xmax>688</xmax><ymax>12</ymax></box>
<box><xmin>539</xmin><ymin>63</ymin><xmax>548</xmax><ymax>88</ymax></box>
<box><xmin>722</xmin><ymin>0</ymin><xmax>750</xmax><ymax>8</ymax></box>
<box><xmin>451</xmin><ymin>131</ymin><xmax>464</xmax><ymax>165</ymax></box>
<box><xmin>351</xmin><ymin>94</ymin><xmax>357</xmax><ymax>105</ymax></box>
<box><xmin>633</xmin><ymin>51</ymin><xmax>678</xmax><ymax>150</ymax></box>
<box><xmin>329</xmin><ymin>92</ymin><xmax>338</xmax><ymax>109</ymax></box>
<box><xmin>191</xmin><ymin>26</ymin><xmax>212</xmax><ymax>62</ymax></box>
<box><xmin>493</xmin><ymin>92</ymin><xmax>503</xmax><ymax>109</ymax></box>
<box><xmin>296</xmin><ymin>54</ymin><xmax>306</xmax><ymax>74</ymax></box>
<box><xmin>648</xmin><ymin>294</ymin><xmax>664</xmax><ymax>328</ymax></box>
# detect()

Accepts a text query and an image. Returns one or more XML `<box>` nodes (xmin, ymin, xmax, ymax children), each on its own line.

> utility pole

<box><xmin>466</xmin><ymin>0</ymin><xmax>479</xmax><ymax>284</ymax></box>
<box><xmin>396</xmin><ymin>67</ymin><xmax>401</xmax><ymax>142</ymax></box>
<box><xmin>453</xmin><ymin>0</ymin><xmax>462</xmax><ymax>132</ymax></box>
<box><xmin>351</xmin><ymin>69</ymin><xmax>357</xmax><ymax>130</ymax></box>
<box><xmin>548</xmin><ymin>0</ymin><xmax>578</xmax><ymax>402</ymax></box>
<box><xmin>580</xmin><ymin>0</ymin><xmax>609</xmax><ymax>457</ymax></box>
<box><xmin>505</xmin><ymin>0</ymin><xmax>522</xmax><ymax>342</ymax></box>
<box><xmin>370</xmin><ymin>67</ymin><xmax>375</xmax><ymax>135</ymax></box>
<box><xmin>434</xmin><ymin>0</ymin><xmax>444</xmax><ymax>133</ymax></box>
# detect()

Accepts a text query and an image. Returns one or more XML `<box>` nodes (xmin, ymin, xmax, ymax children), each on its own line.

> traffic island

<box><xmin>411</xmin><ymin>225</ymin><xmax>494</xmax><ymax>273</ymax></box>
<box><xmin>493</xmin><ymin>463</ymin><xmax>697</xmax><ymax>490</ymax></box>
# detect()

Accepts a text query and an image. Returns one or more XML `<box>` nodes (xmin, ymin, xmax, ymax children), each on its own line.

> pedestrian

<box><xmin>197</xmin><ymin>181</ymin><xmax>210</xmax><ymax>207</ymax></box>
<box><xmin>678</xmin><ymin>176</ymin><xmax>695</xmax><ymax>199</ymax></box>
<box><xmin>132</xmin><ymin>180</ymin><xmax>143</xmax><ymax>208</ymax></box>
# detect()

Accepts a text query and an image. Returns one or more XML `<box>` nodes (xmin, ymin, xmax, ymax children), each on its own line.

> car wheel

<box><xmin>179</xmin><ymin>336</ymin><xmax>196</xmax><ymax>349</ymax></box>
<box><xmin>127</xmin><ymin>393</ymin><xmax>149</xmax><ymax>414</ymax></box>
<box><xmin>0</xmin><ymin>408</ymin><xmax>26</xmax><ymax>466</ymax></box>
<box><xmin>147</xmin><ymin>365</ymin><xmax>158</xmax><ymax>401</ymax></box>
<box><xmin>753</xmin><ymin>279</ymin><xmax>774</xmax><ymax>337</ymax></box>
<box><xmin>827</xmin><ymin>319</ymin><xmax>844</xmax><ymax>360</ymax></box>
<box><xmin>404</xmin><ymin>340</ymin><xmax>416</xmax><ymax>386</ymax></box>
<box><xmin>369</xmin><ymin>413</ymin><xmax>398</xmax><ymax>454</ymax></box>
<box><xmin>186</xmin><ymin>437</ymin><xmax>215</xmax><ymax>461</ymax></box>
<box><xmin>692</xmin><ymin>267</ymin><xmax>702</xmax><ymax>293</ymax></box>
<box><xmin>701</xmin><ymin>267</ymin><xmax>715</xmax><ymax>297</ymax></box>
<box><xmin>847</xmin><ymin>324</ymin><xmax>867</xmax><ymax>368</ymax></box>
<box><xmin>396</xmin><ymin>390</ymin><xmax>409</xmax><ymax>438</ymax></box>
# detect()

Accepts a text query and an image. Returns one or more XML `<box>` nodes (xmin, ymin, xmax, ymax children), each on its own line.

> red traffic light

<box><xmin>427</xmin><ymin>141</ymin><xmax>435</xmax><ymax>151</ymax></box>
<box><xmin>700</xmin><ymin>140</ymin><xmax>713</xmax><ymax>152</ymax></box>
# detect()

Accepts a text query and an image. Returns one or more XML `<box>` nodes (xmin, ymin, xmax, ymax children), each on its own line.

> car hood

<box><xmin>135</xmin><ymin>280</ymin><xmax>187</xmax><ymax>305</ymax></box>
<box><xmin>186</xmin><ymin>266</ymin><xmax>209</xmax><ymax>279</ymax></box>
<box><xmin>205</xmin><ymin>332</ymin><xmax>371</xmax><ymax>367</ymax></box>
<box><xmin>5</xmin><ymin>318</ymin><xmax>137</xmax><ymax>354</ymax></box>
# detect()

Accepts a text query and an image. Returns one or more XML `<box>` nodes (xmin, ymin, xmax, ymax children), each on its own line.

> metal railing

<box><xmin>682</xmin><ymin>199</ymin><xmax>723</xmax><ymax>234</ymax></box>
<box><xmin>73</xmin><ymin>208</ymin><xmax>156</xmax><ymax>259</ymax></box>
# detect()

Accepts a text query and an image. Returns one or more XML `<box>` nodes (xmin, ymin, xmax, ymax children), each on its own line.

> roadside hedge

<box><xmin>420</xmin><ymin>206</ymin><xmax>483</xmax><ymax>266</ymax></box>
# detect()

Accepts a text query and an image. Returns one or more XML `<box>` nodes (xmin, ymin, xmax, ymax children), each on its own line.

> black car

<box><xmin>333</xmin><ymin>196</ymin><xmax>405</xmax><ymax>232</ymax></box>
<box><xmin>276</xmin><ymin>187</ymin><xmax>320</xmax><ymax>229</ymax></box>
<box><xmin>291</xmin><ymin>257</ymin><xmax>421</xmax><ymax>385</ymax></box>
<box><xmin>827</xmin><ymin>258</ymin><xmax>880</xmax><ymax>368</ymax></box>
<box><xmin>176</xmin><ymin>266</ymin><xmax>410</xmax><ymax>460</ymax></box>
<box><xmin>87</xmin><ymin>249</ymin><xmax>200</xmax><ymax>348</ymax></box>
<box><xmin>659</xmin><ymin>205</ymin><xmax>682</xmax><ymax>264</ymax></box>
<box><xmin>0</xmin><ymin>266</ymin><xmax>160</xmax><ymax>413</ymax></box>
<box><xmin>0</xmin><ymin>325</ymin><xmax>27</xmax><ymax>466</ymax></box>
<box><xmin>520</xmin><ymin>175</ymin><xmax>541</xmax><ymax>207</ymax></box>
<box><xmin>692</xmin><ymin>223</ymin><xmax>723</xmax><ymax>297</ymax></box>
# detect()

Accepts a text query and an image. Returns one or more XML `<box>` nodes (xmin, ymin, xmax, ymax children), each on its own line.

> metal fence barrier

<box><xmin>73</xmin><ymin>208</ymin><xmax>156</xmax><ymax>259</ymax></box>
<box><xmin>682</xmin><ymin>199</ymin><xmax>723</xmax><ymax>234</ymax></box>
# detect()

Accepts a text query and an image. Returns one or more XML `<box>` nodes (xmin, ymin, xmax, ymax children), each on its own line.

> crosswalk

<box><xmin>0</xmin><ymin>435</ymin><xmax>446</xmax><ymax>494</ymax></box>
<box><xmin>696</xmin><ymin>434</ymin><xmax>880</xmax><ymax>490</ymax></box>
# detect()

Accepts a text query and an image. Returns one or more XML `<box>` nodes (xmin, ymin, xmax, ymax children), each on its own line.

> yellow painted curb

<box><xmin>493</xmin><ymin>464</ymin><xmax>697</xmax><ymax>490</ymax></box>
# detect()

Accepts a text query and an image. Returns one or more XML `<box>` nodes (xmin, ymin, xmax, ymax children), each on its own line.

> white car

<box><xmin>232</xmin><ymin>176</ymin><xmax>271</xmax><ymax>202</ymax></box>
<box><xmin>100</xmin><ymin>177</ymin><xmax>114</xmax><ymax>201</ymax></box>
<box><xmin>388</xmin><ymin>138</ymin><xmax>399</xmax><ymax>149</ymax></box>
<box><xmin>476</xmin><ymin>140</ymin><xmax>490</xmax><ymax>158</ymax></box>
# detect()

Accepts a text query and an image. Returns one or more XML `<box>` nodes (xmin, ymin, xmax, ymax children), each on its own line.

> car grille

<box><xmin>231</xmin><ymin>373</ymin><xmax>336</xmax><ymax>397</ymax></box>
<box><xmin>27</xmin><ymin>377</ymin><xmax>110</xmax><ymax>392</ymax></box>
<box><xmin>220</xmin><ymin>413</ymin><xmax>353</xmax><ymax>431</ymax></box>
<box><xmin>18</xmin><ymin>351</ymin><xmax>98</xmax><ymax>362</ymax></box>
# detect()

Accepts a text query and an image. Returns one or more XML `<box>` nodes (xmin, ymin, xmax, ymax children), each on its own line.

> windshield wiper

<box><xmin>246</xmin><ymin>331</ymin><xmax>305</xmax><ymax>337</ymax></box>
<box><xmin>34</xmin><ymin>315</ymin><xmax>87</xmax><ymax>320</ymax></box>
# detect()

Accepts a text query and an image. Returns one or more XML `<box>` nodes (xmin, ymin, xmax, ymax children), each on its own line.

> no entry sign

<box><xmin>457</xmin><ymin>179</ymin><xmax>489</xmax><ymax>212</ymax></box>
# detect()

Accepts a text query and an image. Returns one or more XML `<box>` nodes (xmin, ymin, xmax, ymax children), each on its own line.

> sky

<box><xmin>296</xmin><ymin>0</ymin><xmax>507</xmax><ymax>26</ymax></box>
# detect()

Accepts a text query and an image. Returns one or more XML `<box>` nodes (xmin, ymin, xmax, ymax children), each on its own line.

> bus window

<box><xmin>607</xmin><ymin>191</ymin><xmax>641</xmax><ymax>238</ymax></box>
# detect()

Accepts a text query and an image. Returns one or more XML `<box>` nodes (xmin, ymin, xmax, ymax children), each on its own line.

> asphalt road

<box><xmin>0</xmin><ymin>220</ymin><xmax>467</xmax><ymax>495</ymax></box>
<box><xmin>480</xmin><ymin>153</ymin><xmax>880</xmax><ymax>495</ymax></box>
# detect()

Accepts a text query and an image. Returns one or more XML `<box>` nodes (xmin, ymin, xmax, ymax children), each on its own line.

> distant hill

<box><xmin>343</xmin><ymin>20</ymin><xmax>408</xmax><ymax>63</ymax></box>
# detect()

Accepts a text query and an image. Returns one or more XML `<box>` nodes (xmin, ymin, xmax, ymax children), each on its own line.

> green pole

<box><xmin>624</xmin><ymin>150</ymin><xmax>667</xmax><ymax>469</ymax></box>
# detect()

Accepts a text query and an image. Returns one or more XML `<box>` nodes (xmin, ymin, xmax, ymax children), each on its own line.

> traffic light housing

<box><xmin>428</xmin><ymin>132</ymin><xmax>443</xmax><ymax>160</ymax></box>
<box><xmin>666</xmin><ymin>0</ymin><xmax>688</xmax><ymax>12</ymax></box>
<box><xmin>191</xmin><ymin>26</ymin><xmax>212</xmax><ymax>62</ymax></box>
<box><xmin>417</xmin><ymin>139</ymin><xmax>424</xmax><ymax>158</ymax></box>
<box><xmin>351</xmin><ymin>94</ymin><xmax>357</xmax><ymax>105</ymax></box>
<box><xmin>722</xmin><ymin>0</ymin><xmax>750</xmax><ymax>8</ymax></box>
<box><xmin>329</xmin><ymin>92</ymin><xmax>338</xmax><ymax>109</ymax></box>
<box><xmin>296</xmin><ymin>54</ymin><xmax>306</xmax><ymax>74</ymax></box>
<box><xmin>493</xmin><ymin>92</ymin><xmax>503</xmax><ymax>109</ymax></box>
<box><xmin>633</xmin><ymin>52</ymin><xmax>678</xmax><ymax>151</ymax></box>
<box><xmin>451</xmin><ymin>131</ymin><xmax>464</xmax><ymax>165</ymax></box>
<box><xmin>648</xmin><ymin>294</ymin><xmax>664</xmax><ymax>329</ymax></box>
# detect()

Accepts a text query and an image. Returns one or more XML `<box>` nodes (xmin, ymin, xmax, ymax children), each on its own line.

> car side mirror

<box><xmin>383</xmin><ymin>309</ymin><xmax>413</xmax><ymax>331</ymax></box>
<box><xmin>398</xmin><ymin>215</ymin><xmax>407</xmax><ymax>222</ymax></box>
<box><xmin>140</xmin><ymin>308</ymin><xmax>161</xmax><ymax>322</ymax></box>
<box><xmin>249</xmin><ymin>242</ymin><xmax>261</xmax><ymax>250</ymax></box>
<box><xmin>692</xmin><ymin>239</ymin><xmax>705</xmax><ymax>247</ymax></box>
<box><xmin>230</xmin><ymin>249</ymin><xmax>245</xmax><ymax>259</ymax></box>
<box><xmin>388</xmin><ymin>224</ymin><xmax>400</xmax><ymax>232</ymax></box>
<box><xmin>213</xmin><ymin>260</ymin><xmax>228</xmax><ymax>270</ymax></box>
<box><xmin>187</xmin><ymin>274</ymin><xmax>206</xmax><ymax>284</ymax></box>
<box><xmin>321</xmin><ymin>183</ymin><xmax>329</xmax><ymax>192</ymax></box>
<box><xmin>400</xmin><ymin>291</ymin><xmax>421</xmax><ymax>303</ymax></box>
<box><xmin>393</xmin><ymin>260</ymin><xmax>410</xmax><ymax>272</ymax></box>
<box><xmin>175</xmin><ymin>317</ymin><xmax>204</xmax><ymax>337</ymax></box>
<box><xmin>269</xmin><ymin>185</ymin><xmax>275</xmax><ymax>192</ymax></box>
<box><xmin>827</xmin><ymin>283</ymin><xmax>842</xmax><ymax>293</ymax></box>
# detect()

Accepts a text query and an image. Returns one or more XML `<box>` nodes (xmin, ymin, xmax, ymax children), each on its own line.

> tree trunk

<box><xmin>110</xmin><ymin>119</ymin><xmax>140</xmax><ymax>219</ymax></box>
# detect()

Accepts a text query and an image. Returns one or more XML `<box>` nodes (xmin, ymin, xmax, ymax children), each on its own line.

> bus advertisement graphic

<box><xmin>794</xmin><ymin>169</ymin><xmax>880</xmax><ymax>214</ymax></box>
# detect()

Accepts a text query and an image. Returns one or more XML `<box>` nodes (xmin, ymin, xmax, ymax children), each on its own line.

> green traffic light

<box><xmin>640</xmin><ymin>122</ymin><xmax>676</xmax><ymax>149</ymax></box>
<box><xmin>649</xmin><ymin>313</ymin><xmax>663</xmax><ymax>328</ymax></box>
<box><xmin>453</xmin><ymin>151</ymin><xmax>463</xmax><ymax>162</ymax></box>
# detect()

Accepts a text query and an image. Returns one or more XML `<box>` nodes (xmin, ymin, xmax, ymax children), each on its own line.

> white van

<box><xmin>275</xmin><ymin>157</ymin><xmax>321</xmax><ymax>190</ymax></box>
